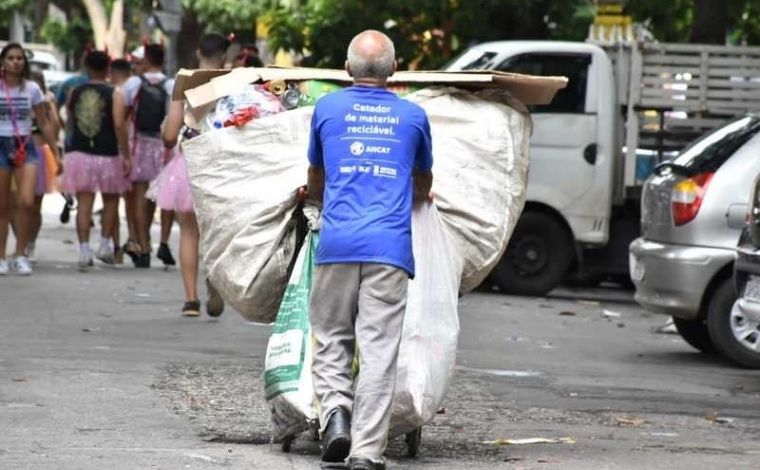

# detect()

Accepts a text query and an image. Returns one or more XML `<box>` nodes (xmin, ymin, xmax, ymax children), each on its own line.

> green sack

<box><xmin>264</xmin><ymin>232</ymin><xmax>318</xmax><ymax>400</ymax></box>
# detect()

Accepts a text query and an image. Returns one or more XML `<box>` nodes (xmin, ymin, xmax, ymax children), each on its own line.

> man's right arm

<box><xmin>122</xmin><ymin>76</ymin><xmax>138</xmax><ymax>119</ymax></box>
<box><xmin>306</xmin><ymin>108</ymin><xmax>324</xmax><ymax>205</ymax></box>
<box><xmin>307</xmin><ymin>165</ymin><xmax>325</xmax><ymax>204</ymax></box>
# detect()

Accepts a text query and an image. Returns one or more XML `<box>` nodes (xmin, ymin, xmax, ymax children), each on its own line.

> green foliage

<box><xmin>0</xmin><ymin>0</ymin><xmax>29</xmax><ymax>29</ymax></box>
<box><xmin>263</xmin><ymin>0</ymin><xmax>596</xmax><ymax>69</ymax></box>
<box><xmin>0</xmin><ymin>0</ymin><xmax>26</xmax><ymax>12</ymax></box>
<box><xmin>183</xmin><ymin>0</ymin><xmax>262</xmax><ymax>33</ymax></box>
<box><xmin>625</xmin><ymin>0</ymin><xmax>693</xmax><ymax>42</ymax></box>
<box><xmin>40</xmin><ymin>17</ymin><xmax>93</xmax><ymax>56</ymax></box>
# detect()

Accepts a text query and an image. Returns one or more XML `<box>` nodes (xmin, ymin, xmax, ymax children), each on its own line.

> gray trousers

<box><xmin>310</xmin><ymin>262</ymin><xmax>408</xmax><ymax>461</ymax></box>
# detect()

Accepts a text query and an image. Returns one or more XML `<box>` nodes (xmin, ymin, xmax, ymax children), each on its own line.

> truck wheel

<box><xmin>672</xmin><ymin>316</ymin><xmax>717</xmax><ymax>354</ymax></box>
<box><xmin>708</xmin><ymin>278</ymin><xmax>760</xmax><ymax>368</ymax></box>
<box><xmin>489</xmin><ymin>212</ymin><xmax>573</xmax><ymax>296</ymax></box>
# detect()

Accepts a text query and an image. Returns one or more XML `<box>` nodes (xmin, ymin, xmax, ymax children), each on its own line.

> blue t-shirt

<box><xmin>308</xmin><ymin>86</ymin><xmax>433</xmax><ymax>277</ymax></box>
<box><xmin>56</xmin><ymin>73</ymin><xmax>89</xmax><ymax>106</ymax></box>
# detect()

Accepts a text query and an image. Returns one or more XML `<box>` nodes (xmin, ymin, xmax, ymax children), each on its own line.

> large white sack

<box><xmin>183</xmin><ymin>86</ymin><xmax>530</xmax><ymax>320</ymax></box>
<box><xmin>406</xmin><ymin>88</ymin><xmax>532</xmax><ymax>293</ymax></box>
<box><xmin>182</xmin><ymin>107</ymin><xmax>313</xmax><ymax>322</ymax></box>
<box><xmin>389</xmin><ymin>202</ymin><xmax>461</xmax><ymax>436</ymax></box>
<box><xmin>263</xmin><ymin>204</ymin><xmax>460</xmax><ymax>442</ymax></box>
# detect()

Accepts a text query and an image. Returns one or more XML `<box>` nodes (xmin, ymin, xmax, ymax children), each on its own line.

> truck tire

<box><xmin>672</xmin><ymin>316</ymin><xmax>717</xmax><ymax>354</ymax></box>
<box><xmin>707</xmin><ymin>278</ymin><xmax>760</xmax><ymax>368</ymax></box>
<box><xmin>489</xmin><ymin>212</ymin><xmax>573</xmax><ymax>296</ymax></box>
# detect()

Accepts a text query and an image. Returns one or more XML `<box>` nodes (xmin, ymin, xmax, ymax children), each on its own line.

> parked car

<box><xmin>17</xmin><ymin>46</ymin><xmax>77</xmax><ymax>97</ymax></box>
<box><xmin>730</xmin><ymin>176</ymin><xmax>760</xmax><ymax>368</ymax></box>
<box><xmin>630</xmin><ymin>114</ymin><xmax>760</xmax><ymax>367</ymax></box>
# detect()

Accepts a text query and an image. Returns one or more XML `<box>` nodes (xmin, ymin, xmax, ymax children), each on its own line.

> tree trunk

<box><xmin>105</xmin><ymin>0</ymin><xmax>126</xmax><ymax>57</ymax></box>
<box><xmin>176</xmin><ymin>8</ymin><xmax>201</xmax><ymax>69</ymax></box>
<box><xmin>33</xmin><ymin>0</ymin><xmax>50</xmax><ymax>42</ymax></box>
<box><xmin>689</xmin><ymin>0</ymin><xmax>727</xmax><ymax>44</ymax></box>
<box><xmin>81</xmin><ymin>0</ymin><xmax>109</xmax><ymax>50</ymax></box>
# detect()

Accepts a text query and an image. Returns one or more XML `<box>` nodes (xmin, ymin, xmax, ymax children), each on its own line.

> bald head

<box><xmin>346</xmin><ymin>30</ymin><xmax>396</xmax><ymax>82</ymax></box>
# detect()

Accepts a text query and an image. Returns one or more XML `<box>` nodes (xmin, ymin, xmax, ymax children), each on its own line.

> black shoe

<box><xmin>321</xmin><ymin>408</ymin><xmax>351</xmax><ymax>463</ymax></box>
<box><xmin>182</xmin><ymin>300</ymin><xmax>201</xmax><ymax>317</ymax></box>
<box><xmin>60</xmin><ymin>201</ymin><xmax>71</xmax><ymax>224</ymax></box>
<box><xmin>348</xmin><ymin>457</ymin><xmax>385</xmax><ymax>470</ymax></box>
<box><xmin>157</xmin><ymin>243</ymin><xmax>176</xmax><ymax>267</ymax></box>
<box><xmin>135</xmin><ymin>252</ymin><xmax>150</xmax><ymax>268</ymax></box>
<box><xmin>123</xmin><ymin>240</ymin><xmax>140</xmax><ymax>265</ymax></box>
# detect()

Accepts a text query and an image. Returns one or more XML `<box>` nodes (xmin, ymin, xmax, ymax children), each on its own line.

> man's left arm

<box><xmin>413</xmin><ymin>113</ymin><xmax>433</xmax><ymax>204</ymax></box>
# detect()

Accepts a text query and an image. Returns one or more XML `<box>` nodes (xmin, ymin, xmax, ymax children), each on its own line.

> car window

<box><xmin>673</xmin><ymin>115</ymin><xmax>760</xmax><ymax>173</ymax></box>
<box><xmin>30</xmin><ymin>61</ymin><xmax>52</xmax><ymax>71</ymax></box>
<box><xmin>445</xmin><ymin>50</ymin><xmax>498</xmax><ymax>71</ymax></box>
<box><xmin>495</xmin><ymin>53</ymin><xmax>590</xmax><ymax>114</ymax></box>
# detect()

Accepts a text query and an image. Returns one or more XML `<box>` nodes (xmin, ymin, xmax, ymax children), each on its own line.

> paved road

<box><xmin>2</xmin><ymin>214</ymin><xmax>760</xmax><ymax>469</ymax></box>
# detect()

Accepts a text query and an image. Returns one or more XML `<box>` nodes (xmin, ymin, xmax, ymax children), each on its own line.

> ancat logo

<box><xmin>350</xmin><ymin>141</ymin><xmax>365</xmax><ymax>156</ymax></box>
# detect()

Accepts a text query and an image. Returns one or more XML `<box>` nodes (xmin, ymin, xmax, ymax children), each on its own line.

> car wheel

<box><xmin>706</xmin><ymin>278</ymin><xmax>760</xmax><ymax>368</ymax></box>
<box><xmin>489</xmin><ymin>212</ymin><xmax>573</xmax><ymax>296</ymax></box>
<box><xmin>672</xmin><ymin>316</ymin><xmax>717</xmax><ymax>354</ymax></box>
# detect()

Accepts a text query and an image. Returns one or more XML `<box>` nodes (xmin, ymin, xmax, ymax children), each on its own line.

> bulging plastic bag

<box><xmin>263</xmin><ymin>204</ymin><xmax>461</xmax><ymax>441</ymax></box>
<box><xmin>183</xmin><ymin>87</ymin><xmax>530</xmax><ymax>320</ymax></box>
<box><xmin>265</xmin><ymin>232</ymin><xmax>319</xmax><ymax>441</ymax></box>
<box><xmin>390</xmin><ymin>202</ymin><xmax>462</xmax><ymax>436</ymax></box>
<box><xmin>405</xmin><ymin>87</ymin><xmax>531</xmax><ymax>293</ymax></box>
<box><xmin>182</xmin><ymin>107</ymin><xmax>313</xmax><ymax>323</ymax></box>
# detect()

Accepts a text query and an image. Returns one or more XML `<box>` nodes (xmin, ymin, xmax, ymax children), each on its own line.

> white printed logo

<box><xmin>350</xmin><ymin>141</ymin><xmax>365</xmax><ymax>156</ymax></box>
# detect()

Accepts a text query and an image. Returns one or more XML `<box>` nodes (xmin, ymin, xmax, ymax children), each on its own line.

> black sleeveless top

<box><xmin>67</xmin><ymin>82</ymin><xmax>119</xmax><ymax>156</ymax></box>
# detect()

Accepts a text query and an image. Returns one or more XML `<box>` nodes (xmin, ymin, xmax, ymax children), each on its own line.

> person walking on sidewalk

<box><xmin>58</xmin><ymin>51</ymin><xmax>131</xmax><ymax>269</ymax></box>
<box><xmin>307</xmin><ymin>30</ymin><xmax>433</xmax><ymax>470</ymax></box>
<box><xmin>105</xmin><ymin>58</ymin><xmax>134</xmax><ymax>264</ymax></box>
<box><xmin>0</xmin><ymin>43</ymin><xmax>60</xmax><ymax>276</ymax></box>
<box><xmin>9</xmin><ymin>71</ymin><xmax>61</xmax><ymax>264</ymax></box>
<box><xmin>152</xmin><ymin>33</ymin><xmax>229</xmax><ymax>317</ymax></box>
<box><xmin>122</xmin><ymin>43</ymin><xmax>175</xmax><ymax>269</ymax></box>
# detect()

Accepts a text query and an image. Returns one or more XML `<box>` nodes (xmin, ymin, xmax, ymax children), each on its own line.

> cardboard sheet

<box><xmin>173</xmin><ymin>66</ymin><xmax>567</xmax><ymax>108</ymax></box>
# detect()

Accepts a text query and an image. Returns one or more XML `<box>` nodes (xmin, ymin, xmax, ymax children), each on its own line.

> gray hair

<box><xmin>347</xmin><ymin>30</ymin><xmax>395</xmax><ymax>79</ymax></box>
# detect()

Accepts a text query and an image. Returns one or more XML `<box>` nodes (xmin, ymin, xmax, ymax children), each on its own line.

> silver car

<box><xmin>630</xmin><ymin>115</ymin><xmax>760</xmax><ymax>366</ymax></box>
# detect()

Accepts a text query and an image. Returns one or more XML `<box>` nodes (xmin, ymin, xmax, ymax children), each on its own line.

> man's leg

<box><xmin>310</xmin><ymin>264</ymin><xmax>360</xmax><ymax>447</ymax></box>
<box><xmin>133</xmin><ymin>182</ymin><xmax>151</xmax><ymax>267</ymax></box>
<box><xmin>350</xmin><ymin>263</ymin><xmax>408</xmax><ymax>463</ymax></box>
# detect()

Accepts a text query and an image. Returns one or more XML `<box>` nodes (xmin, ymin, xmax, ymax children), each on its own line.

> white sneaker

<box><xmin>78</xmin><ymin>249</ymin><xmax>94</xmax><ymax>269</ymax></box>
<box><xmin>14</xmin><ymin>256</ymin><xmax>32</xmax><ymax>276</ymax></box>
<box><xmin>0</xmin><ymin>259</ymin><xmax>8</xmax><ymax>276</ymax></box>
<box><xmin>25</xmin><ymin>241</ymin><xmax>36</xmax><ymax>264</ymax></box>
<box><xmin>96</xmin><ymin>242</ymin><xmax>115</xmax><ymax>265</ymax></box>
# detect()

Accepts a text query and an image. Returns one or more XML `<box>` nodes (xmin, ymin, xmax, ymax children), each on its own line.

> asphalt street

<box><xmin>2</xmin><ymin>208</ymin><xmax>760</xmax><ymax>469</ymax></box>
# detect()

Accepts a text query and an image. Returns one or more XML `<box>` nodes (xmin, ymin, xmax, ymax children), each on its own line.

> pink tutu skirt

<box><xmin>58</xmin><ymin>151</ymin><xmax>131</xmax><ymax>194</ymax></box>
<box><xmin>130</xmin><ymin>134</ymin><xmax>168</xmax><ymax>183</ymax></box>
<box><xmin>146</xmin><ymin>150</ymin><xmax>194</xmax><ymax>213</ymax></box>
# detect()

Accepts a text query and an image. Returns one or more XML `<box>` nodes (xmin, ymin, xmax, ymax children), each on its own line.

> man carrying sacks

<box><xmin>306</xmin><ymin>30</ymin><xmax>434</xmax><ymax>470</ymax></box>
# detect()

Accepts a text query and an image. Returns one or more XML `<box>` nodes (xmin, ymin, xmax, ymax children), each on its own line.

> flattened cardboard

<box><xmin>173</xmin><ymin>66</ymin><xmax>567</xmax><ymax>109</ymax></box>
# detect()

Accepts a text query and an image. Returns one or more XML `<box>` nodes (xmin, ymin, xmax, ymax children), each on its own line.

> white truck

<box><xmin>446</xmin><ymin>40</ymin><xmax>760</xmax><ymax>295</ymax></box>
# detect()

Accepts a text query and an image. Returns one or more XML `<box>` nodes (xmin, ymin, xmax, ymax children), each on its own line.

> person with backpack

<box><xmin>121</xmin><ymin>43</ymin><xmax>176</xmax><ymax>269</ymax></box>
